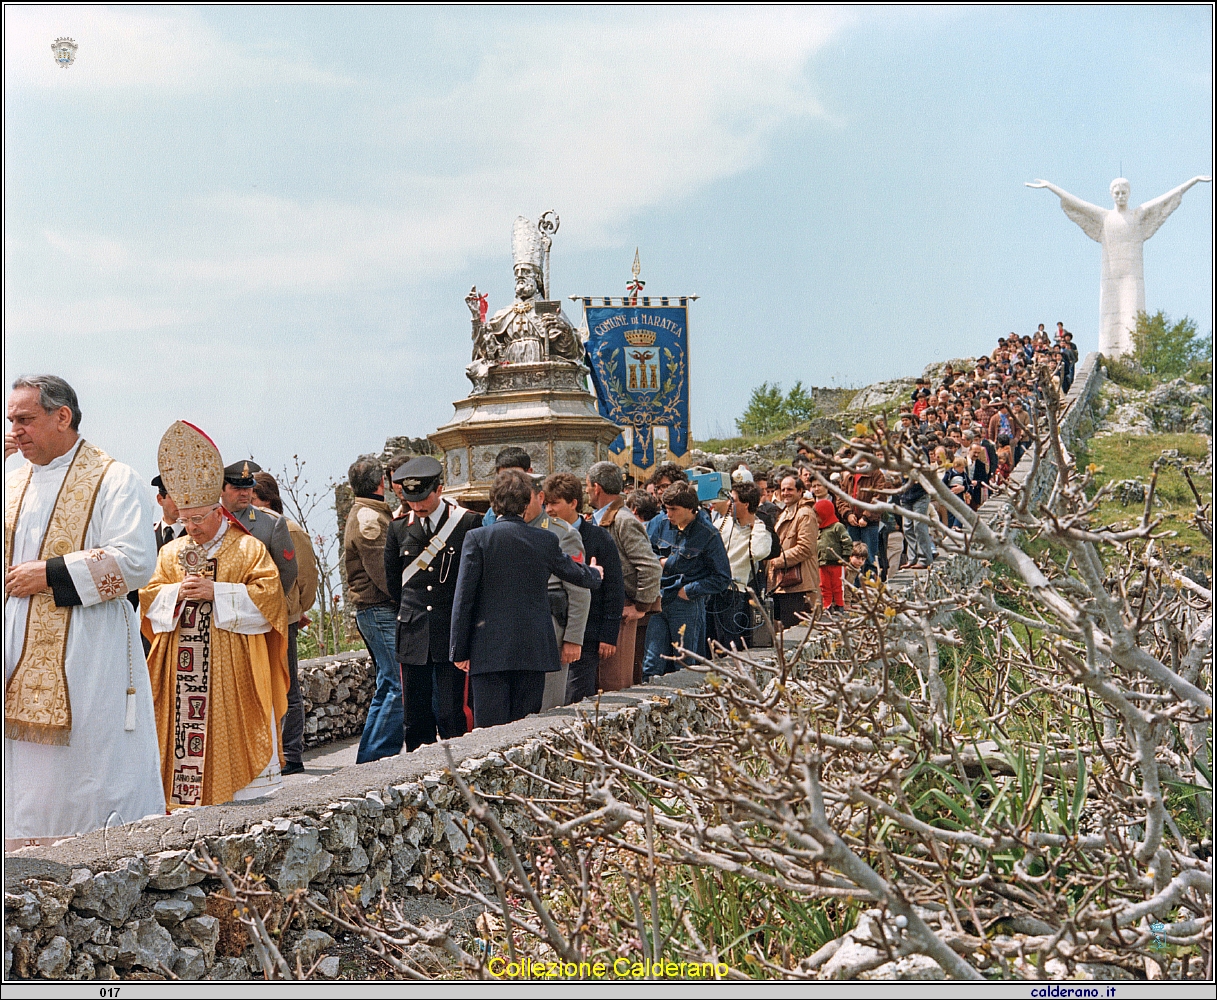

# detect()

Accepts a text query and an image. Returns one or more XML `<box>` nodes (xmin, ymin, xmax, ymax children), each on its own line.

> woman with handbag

<box><xmin>768</xmin><ymin>474</ymin><xmax>820</xmax><ymax>628</ymax></box>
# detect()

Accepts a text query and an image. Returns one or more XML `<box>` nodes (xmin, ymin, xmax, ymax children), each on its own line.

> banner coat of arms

<box><xmin>581</xmin><ymin>298</ymin><xmax>691</xmax><ymax>476</ymax></box>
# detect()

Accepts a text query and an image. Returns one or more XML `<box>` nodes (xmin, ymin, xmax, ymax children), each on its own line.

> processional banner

<box><xmin>581</xmin><ymin>298</ymin><xmax>691</xmax><ymax>476</ymax></box>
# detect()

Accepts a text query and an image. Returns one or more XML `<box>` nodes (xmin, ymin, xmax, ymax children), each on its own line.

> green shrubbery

<box><xmin>1132</xmin><ymin>309</ymin><xmax>1211</xmax><ymax>381</ymax></box>
<box><xmin>735</xmin><ymin>381</ymin><xmax>817</xmax><ymax>436</ymax></box>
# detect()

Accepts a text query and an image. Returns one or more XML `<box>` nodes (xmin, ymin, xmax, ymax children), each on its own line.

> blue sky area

<box><xmin>5</xmin><ymin>5</ymin><xmax>1213</xmax><ymax>487</ymax></box>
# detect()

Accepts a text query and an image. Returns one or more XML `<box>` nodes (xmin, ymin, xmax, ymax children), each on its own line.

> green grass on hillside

<box><xmin>698</xmin><ymin>390</ymin><xmax>863</xmax><ymax>454</ymax></box>
<box><xmin>1075</xmin><ymin>432</ymin><xmax>1212</xmax><ymax>562</ymax></box>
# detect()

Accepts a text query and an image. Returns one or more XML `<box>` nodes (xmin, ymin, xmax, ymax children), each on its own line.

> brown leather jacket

<box><xmin>343</xmin><ymin>497</ymin><xmax>393</xmax><ymax>608</ymax></box>
<box><xmin>837</xmin><ymin>468</ymin><xmax>884</xmax><ymax>528</ymax></box>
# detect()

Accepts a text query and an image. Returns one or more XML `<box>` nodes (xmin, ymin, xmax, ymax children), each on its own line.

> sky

<box><xmin>5</xmin><ymin>5</ymin><xmax>1213</xmax><ymax>494</ymax></box>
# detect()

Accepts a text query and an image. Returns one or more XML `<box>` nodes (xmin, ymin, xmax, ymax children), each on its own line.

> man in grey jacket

<box><xmin>525</xmin><ymin>477</ymin><xmax>590</xmax><ymax>710</ymax></box>
<box><xmin>221</xmin><ymin>460</ymin><xmax>297</xmax><ymax>595</ymax></box>
<box><xmin>586</xmin><ymin>461</ymin><xmax>661</xmax><ymax>690</ymax></box>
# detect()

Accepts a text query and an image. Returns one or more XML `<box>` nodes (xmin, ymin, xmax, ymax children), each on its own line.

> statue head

<box><xmin>1110</xmin><ymin>178</ymin><xmax>1130</xmax><ymax>209</ymax></box>
<box><xmin>513</xmin><ymin>264</ymin><xmax>540</xmax><ymax>302</ymax></box>
<box><xmin>512</xmin><ymin>216</ymin><xmax>546</xmax><ymax>301</ymax></box>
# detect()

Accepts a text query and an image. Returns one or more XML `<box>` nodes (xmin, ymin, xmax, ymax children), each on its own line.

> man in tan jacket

<box><xmin>769</xmin><ymin>473</ymin><xmax>821</xmax><ymax>627</ymax></box>
<box><xmin>586</xmin><ymin>461</ymin><xmax>661</xmax><ymax>690</ymax></box>
<box><xmin>253</xmin><ymin>472</ymin><xmax>318</xmax><ymax>774</ymax></box>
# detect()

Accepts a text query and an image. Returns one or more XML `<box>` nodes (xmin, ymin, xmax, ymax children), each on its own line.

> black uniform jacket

<box><xmin>449</xmin><ymin>514</ymin><xmax>602</xmax><ymax>675</ymax></box>
<box><xmin>385</xmin><ymin>501</ymin><xmax>483</xmax><ymax>666</ymax></box>
<box><xmin>575</xmin><ymin>517</ymin><xmax>626</xmax><ymax>649</ymax></box>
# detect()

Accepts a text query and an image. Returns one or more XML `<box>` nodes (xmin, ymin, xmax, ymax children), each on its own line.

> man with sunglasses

<box><xmin>142</xmin><ymin>421</ymin><xmax>292</xmax><ymax>809</ymax></box>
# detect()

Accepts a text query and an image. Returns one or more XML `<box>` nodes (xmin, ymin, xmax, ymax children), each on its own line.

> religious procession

<box><xmin>4</xmin><ymin>6</ymin><xmax>1213</xmax><ymax>989</ymax></box>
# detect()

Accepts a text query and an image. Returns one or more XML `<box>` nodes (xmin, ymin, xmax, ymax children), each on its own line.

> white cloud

<box><xmin>18</xmin><ymin>7</ymin><xmax>856</xmax><ymax>302</ymax></box>
<box><xmin>5</xmin><ymin>295</ymin><xmax>191</xmax><ymax>337</ymax></box>
<box><xmin>4</xmin><ymin>5</ymin><xmax>352</xmax><ymax>91</ymax></box>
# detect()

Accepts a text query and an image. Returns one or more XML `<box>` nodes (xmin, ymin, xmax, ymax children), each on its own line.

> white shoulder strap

<box><xmin>400</xmin><ymin>500</ymin><xmax>467</xmax><ymax>587</ymax></box>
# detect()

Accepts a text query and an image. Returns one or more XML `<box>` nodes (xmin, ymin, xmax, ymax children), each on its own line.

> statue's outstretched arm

<box><xmin>1026</xmin><ymin>179</ymin><xmax>1105</xmax><ymax>242</ymax></box>
<box><xmin>1138</xmin><ymin>176</ymin><xmax>1212</xmax><ymax>240</ymax></box>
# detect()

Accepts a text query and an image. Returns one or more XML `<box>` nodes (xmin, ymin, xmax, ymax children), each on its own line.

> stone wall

<box><xmin>298</xmin><ymin>650</ymin><xmax>375</xmax><ymax>749</ymax></box>
<box><xmin>4</xmin><ymin>673</ymin><xmax>711</xmax><ymax>981</ymax></box>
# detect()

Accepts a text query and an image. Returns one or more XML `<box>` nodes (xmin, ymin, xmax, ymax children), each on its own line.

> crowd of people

<box><xmin>4</xmin><ymin>326</ymin><xmax>1075</xmax><ymax>844</ymax></box>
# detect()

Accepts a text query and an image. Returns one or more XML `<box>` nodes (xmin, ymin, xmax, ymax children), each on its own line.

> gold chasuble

<box><xmin>141</xmin><ymin>529</ymin><xmax>289</xmax><ymax>808</ymax></box>
<box><xmin>4</xmin><ymin>440</ymin><xmax>113</xmax><ymax>744</ymax></box>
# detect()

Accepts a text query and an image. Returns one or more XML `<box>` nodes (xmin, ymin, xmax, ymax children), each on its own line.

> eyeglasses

<box><xmin>179</xmin><ymin>507</ymin><xmax>219</xmax><ymax>526</ymax></box>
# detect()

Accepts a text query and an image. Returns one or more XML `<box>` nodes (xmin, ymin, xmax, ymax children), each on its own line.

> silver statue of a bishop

<box><xmin>1027</xmin><ymin>174</ymin><xmax>1211</xmax><ymax>357</ymax></box>
<box><xmin>465</xmin><ymin>213</ymin><xmax>584</xmax><ymax>391</ymax></box>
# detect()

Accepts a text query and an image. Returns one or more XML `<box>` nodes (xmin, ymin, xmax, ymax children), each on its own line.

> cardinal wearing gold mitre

<box><xmin>139</xmin><ymin>421</ymin><xmax>290</xmax><ymax>809</ymax></box>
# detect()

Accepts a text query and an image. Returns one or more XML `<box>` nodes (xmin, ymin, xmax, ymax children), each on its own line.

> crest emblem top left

<box><xmin>52</xmin><ymin>37</ymin><xmax>77</xmax><ymax>69</ymax></box>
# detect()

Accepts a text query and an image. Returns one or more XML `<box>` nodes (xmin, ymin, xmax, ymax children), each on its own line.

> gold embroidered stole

<box><xmin>4</xmin><ymin>441</ymin><xmax>113</xmax><ymax>745</ymax></box>
<box><xmin>170</xmin><ymin>543</ymin><xmax>215</xmax><ymax>807</ymax></box>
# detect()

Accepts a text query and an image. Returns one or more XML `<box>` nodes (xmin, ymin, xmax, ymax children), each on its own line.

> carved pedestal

<box><xmin>429</xmin><ymin>362</ymin><xmax>621</xmax><ymax>508</ymax></box>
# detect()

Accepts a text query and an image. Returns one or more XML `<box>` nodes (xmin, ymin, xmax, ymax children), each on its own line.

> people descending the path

<box><xmin>586</xmin><ymin>461</ymin><xmax>661</xmax><ymax>692</ymax></box>
<box><xmin>449</xmin><ymin>469</ymin><xmax>603</xmax><ymax>728</ymax></box>
<box><xmin>641</xmin><ymin>483</ymin><xmax>731</xmax><ymax>680</ymax></box>
<box><xmin>543</xmin><ymin>472</ymin><xmax>625</xmax><ymax>705</ymax></box>
<box><xmin>768</xmin><ymin>474</ymin><xmax>820</xmax><ymax>628</ymax></box>
<box><xmin>815</xmin><ymin>498</ymin><xmax>850</xmax><ymax>613</ymax></box>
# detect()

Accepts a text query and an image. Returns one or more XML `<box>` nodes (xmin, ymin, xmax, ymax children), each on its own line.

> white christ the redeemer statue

<box><xmin>1026</xmin><ymin>175</ymin><xmax>1211</xmax><ymax>357</ymax></box>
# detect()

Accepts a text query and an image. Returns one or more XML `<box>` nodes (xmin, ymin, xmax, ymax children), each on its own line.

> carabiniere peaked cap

<box><xmin>392</xmin><ymin>455</ymin><xmax>443</xmax><ymax>500</ymax></box>
<box><xmin>223</xmin><ymin>459</ymin><xmax>262</xmax><ymax>488</ymax></box>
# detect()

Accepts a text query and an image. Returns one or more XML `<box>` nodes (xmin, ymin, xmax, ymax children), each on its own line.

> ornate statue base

<box><xmin>429</xmin><ymin>361</ymin><xmax>622</xmax><ymax>508</ymax></box>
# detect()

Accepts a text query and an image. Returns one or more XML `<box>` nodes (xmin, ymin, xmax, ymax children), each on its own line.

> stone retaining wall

<box><xmin>298</xmin><ymin>650</ymin><xmax>374</xmax><ymax>749</ymax></box>
<box><xmin>4</xmin><ymin>673</ymin><xmax>711</xmax><ymax>981</ymax></box>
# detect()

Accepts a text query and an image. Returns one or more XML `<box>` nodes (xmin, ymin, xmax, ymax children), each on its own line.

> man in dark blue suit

<box><xmin>451</xmin><ymin>469</ymin><xmax>603</xmax><ymax>728</ymax></box>
<box><xmin>542</xmin><ymin>473</ymin><xmax>625</xmax><ymax>704</ymax></box>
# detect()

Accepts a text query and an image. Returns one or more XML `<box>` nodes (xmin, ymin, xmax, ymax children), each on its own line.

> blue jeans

<box><xmin>642</xmin><ymin>594</ymin><xmax>706</xmax><ymax>677</ymax></box>
<box><xmin>847</xmin><ymin>522</ymin><xmax>881</xmax><ymax>574</ymax></box>
<box><xmin>355</xmin><ymin>606</ymin><xmax>404</xmax><ymax>764</ymax></box>
<box><xmin>906</xmin><ymin>495</ymin><xmax>936</xmax><ymax>566</ymax></box>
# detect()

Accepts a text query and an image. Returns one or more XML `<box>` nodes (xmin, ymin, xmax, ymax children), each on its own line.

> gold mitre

<box><xmin>158</xmin><ymin>420</ymin><xmax>223</xmax><ymax>509</ymax></box>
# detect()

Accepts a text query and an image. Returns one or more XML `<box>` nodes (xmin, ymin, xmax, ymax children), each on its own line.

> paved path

<box><xmin>281</xmin><ymin>735</ymin><xmax>363</xmax><ymax>791</ymax></box>
<box><xmin>279</xmin><ymin>632</ymin><xmax>814</xmax><ymax>791</ymax></box>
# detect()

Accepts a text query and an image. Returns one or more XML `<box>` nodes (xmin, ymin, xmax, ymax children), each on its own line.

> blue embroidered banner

<box><xmin>583</xmin><ymin>300</ymin><xmax>690</xmax><ymax>474</ymax></box>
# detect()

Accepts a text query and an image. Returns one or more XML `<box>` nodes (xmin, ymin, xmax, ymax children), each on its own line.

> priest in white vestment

<box><xmin>4</xmin><ymin>376</ymin><xmax>164</xmax><ymax>850</ymax></box>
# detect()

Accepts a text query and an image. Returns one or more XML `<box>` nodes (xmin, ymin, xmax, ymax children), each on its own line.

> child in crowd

<box><xmin>844</xmin><ymin>542</ymin><xmax>871</xmax><ymax>606</ymax></box>
<box><xmin>994</xmin><ymin>434</ymin><xmax>1013</xmax><ymax>483</ymax></box>
<box><xmin>814</xmin><ymin>499</ymin><xmax>850</xmax><ymax>611</ymax></box>
<box><xmin>625</xmin><ymin>489</ymin><xmax>660</xmax><ymax>523</ymax></box>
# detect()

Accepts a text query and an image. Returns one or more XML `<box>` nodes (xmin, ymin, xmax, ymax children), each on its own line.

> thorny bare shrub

<box><xmin>424</xmin><ymin>364</ymin><xmax>1211</xmax><ymax>981</ymax></box>
<box><xmin>189</xmin><ymin>848</ymin><xmax>488</xmax><ymax>981</ymax></box>
<box><xmin>187</xmin><ymin>366</ymin><xmax>1210</xmax><ymax>981</ymax></box>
